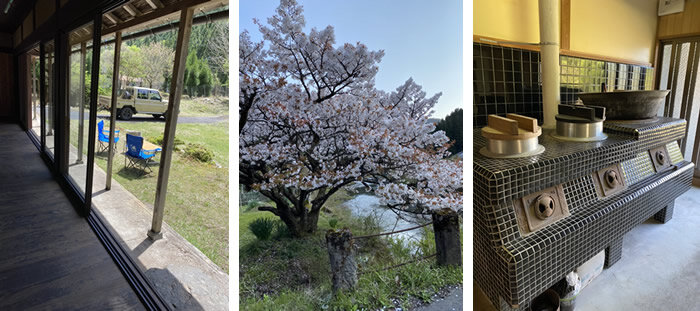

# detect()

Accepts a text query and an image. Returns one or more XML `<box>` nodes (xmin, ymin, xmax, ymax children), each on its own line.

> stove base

<box><xmin>604</xmin><ymin>237</ymin><xmax>623</xmax><ymax>268</ymax></box>
<box><xmin>474</xmin><ymin>118</ymin><xmax>693</xmax><ymax>311</ymax></box>
<box><xmin>604</xmin><ymin>199</ymin><xmax>675</xmax><ymax>270</ymax></box>
<box><xmin>475</xmin><ymin>162</ymin><xmax>693</xmax><ymax>311</ymax></box>
<box><xmin>653</xmin><ymin>201</ymin><xmax>675</xmax><ymax>223</ymax></box>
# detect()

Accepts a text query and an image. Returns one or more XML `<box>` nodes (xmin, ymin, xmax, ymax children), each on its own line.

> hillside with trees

<box><xmin>435</xmin><ymin>108</ymin><xmax>463</xmax><ymax>156</ymax></box>
<box><xmin>97</xmin><ymin>18</ymin><xmax>228</xmax><ymax>98</ymax></box>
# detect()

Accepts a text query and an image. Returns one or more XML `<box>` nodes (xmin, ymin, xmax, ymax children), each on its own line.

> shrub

<box><xmin>239</xmin><ymin>187</ymin><xmax>270</xmax><ymax>206</ymax></box>
<box><xmin>328</xmin><ymin>218</ymin><xmax>339</xmax><ymax>229</ymax></box>
<box><xmin>184</xmin><ymin>143</ymin><xmax>214</xmax><ymax>162</ymax></box>
<box><xmin>148</xmin><ymin>135</ymin><xmax>184</xmax><ymax>146</ymax></box>
<box><xmin>243</xmin><ymin>201</ymin><xmax>259</xmax><ymax>212</ymax></box>
<box><xmin>273</xmin><ymin>220</ymin><xmax>290</xmax><ymax>240</ymax></box>
<box><xmin>249</xmin><ymin>218</ymin><xmax>276</xmax><ymax>241</ymax></box>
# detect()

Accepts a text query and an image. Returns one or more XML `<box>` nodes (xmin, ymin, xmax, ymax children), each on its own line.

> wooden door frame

<box><xmin>655</xmin><ymin>38</ymin><xmax>700</xmax><ymax>182</ymax></box>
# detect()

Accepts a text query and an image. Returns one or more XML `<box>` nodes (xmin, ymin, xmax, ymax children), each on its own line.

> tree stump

<box><xmin>326</xmin><ymin>229</ymin><xmax>357</xmax><ymax>292</ymax></box>
<box><xmin>432</xmin><ymin>208</ymin><xmax>462</xmax><ymax>266</ymax></box>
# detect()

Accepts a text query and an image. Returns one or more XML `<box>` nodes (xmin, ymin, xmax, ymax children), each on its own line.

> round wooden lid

<box><xmin>481</xmin><ymin>126</ymin><xmax>542</xmax><ymax>140</ymax></box>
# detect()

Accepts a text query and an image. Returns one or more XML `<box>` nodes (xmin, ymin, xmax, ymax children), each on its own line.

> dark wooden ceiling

<box><xmin>0</xmin><ymin>0</ymin><xmax>36</xmax><ymax>33</ymax></box>
<box><xmin>4</xmin><ymin>0</ymin><xmax>228</xmax><ymax>46</ymax></box>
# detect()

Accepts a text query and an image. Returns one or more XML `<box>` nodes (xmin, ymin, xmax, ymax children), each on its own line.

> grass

<box><xmin>67</xmin><ymin>105</ymin><xmax>229</xmax><ymax>273</ymax></box>
<box><xmin>178</xmin><ymin>96</ymin><xmax>229</xmax><ymax>117</ymax></box>
<box><xmin>239</xmin><ymin>189</ymin><xmax>463</xmax><ymax>310</ymax></box>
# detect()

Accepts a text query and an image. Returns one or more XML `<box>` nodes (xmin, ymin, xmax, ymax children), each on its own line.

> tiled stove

<box><xmin>474</xmin><ymin>117</ymin><xmax>694</xmax><ymax>310</ymax></box>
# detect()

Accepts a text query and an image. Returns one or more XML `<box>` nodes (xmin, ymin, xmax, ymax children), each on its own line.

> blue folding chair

<box><xmin>123</xmin><ymin>134</ymin><xmax>161</xmax><ymax>174</ymax></box>
<box><xmin>97</xmin><ymin>120</ymin><xmax>120</xmax><ymax>153</ymax></box>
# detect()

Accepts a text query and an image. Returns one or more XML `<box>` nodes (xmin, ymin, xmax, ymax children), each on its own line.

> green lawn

<box><xmin>239</xmin><ymin>189</ymin><xmax>463</xmax><ymax>310</ymax></box>
<box><xmin>68</xmin><ymin>111</ymin><xmax>229</xmax><ymax>273</ymax></box>
<box><xmin>178</xmin><ymin>96</ymin><xmax>229</xmax><ymax>117</ymax></box>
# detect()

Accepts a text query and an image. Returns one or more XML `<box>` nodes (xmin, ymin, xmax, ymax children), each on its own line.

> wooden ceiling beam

<box><xmin>104</xmin><ymin>12</ymin><xmax>121</xmax><ymax>25</ymax></box>
<box><xmin>145</xmin><ymin>0</ymin><xmax>164</xmax><ymax>10</ymax></box>
<box><xmin>103</xmin><ymin>0</ymin><xmax>209</xmax><ymax>36</ymax></box>
<box><xmin>123</xmin><ymin>3</ymin><xmax>141</xmax><ymax>16</ymax></box>
<box><xmin>70</xmin><ymin>31</ymin><xmax>93</xmax><ymax>46</ymax></box>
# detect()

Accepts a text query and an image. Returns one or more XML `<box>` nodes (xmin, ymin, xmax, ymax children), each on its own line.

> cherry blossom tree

<box><xmin>240</xmin><ymin>0</ymin><xmax>462</xmax><ymax>237</ymax></box>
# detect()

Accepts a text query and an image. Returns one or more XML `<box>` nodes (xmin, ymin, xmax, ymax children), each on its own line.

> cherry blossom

<box><xmin>240</xmin><ymin>0</ymin><xmax>462</xmax><ymax>237</ymax></box>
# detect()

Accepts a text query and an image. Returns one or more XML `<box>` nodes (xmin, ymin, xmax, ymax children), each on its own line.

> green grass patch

<box><xmin>239</xmin><ymin>189</ymin><xmax>463</xmax><ymax>310</ymax></box>
<box><xmin>179</xmin><ymin>96</ymin><xmax>229</xmax><ymax>117</ymax></box>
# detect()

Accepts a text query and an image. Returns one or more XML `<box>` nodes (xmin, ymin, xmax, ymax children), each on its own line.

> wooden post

<box><xmin>148</xmin><ymin>7</ymin><xmax>195</xmax><ymax>240</ymax></box>
<box><xmin>432</xmin><ymin>208</ymin><xmax>462</xmax><ymax>266</ymax></box>
<box><xmin>77</xmin><ymin>42</ymin><xmax>86</xmax><ymax>163</ymax></box>
<box><xmin>23</xmin><ymin>55</ymin><xmax>32</xmax><ymax>130</ymax></box>
<box><xmin>326</xmin><ymin>229</ymin><xmax>357</xmax><ymax>292</ymax></box>
<box><xmin>57</xmin><ymin>31</ymin><xmax>70</xmax><ymax>174</ymax></box>
<box><xmin>560</xmin><ymin>0</ymin><xmax>571</xmax><ymax>51</ymax></box>
<box><xmin>106</xmin><ymin>32</ymin><xmax>122</xmax><ymax>190</ymax></box>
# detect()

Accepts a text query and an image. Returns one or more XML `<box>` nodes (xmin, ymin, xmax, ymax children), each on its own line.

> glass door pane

<box><xmin>670</xmin><ymin>42</ymin><xmax>691</xmax><ymax>119</ymax></box>
<box><xmin>43</xmin><ymin>40</ymin><xmax>56</xmax><ymax>158</ymax></box>
<box><xmin>659</xmin><ymin>39</ymin><xmax>700</xmax><ymax>178</ymax></box>
<box><xmin>27</xmin><ymin>46</ymin><xmax>41</xmax><ymax>139</ymax></box>
<box><xmin>67</xmin><ymin>23</ymin><xmax>95</xmax><ymax>194</ymax></box>
<box><xmin>658</xmin><ymin>44</ymin><xmax>672</xmax><ymax>116</ymax></box>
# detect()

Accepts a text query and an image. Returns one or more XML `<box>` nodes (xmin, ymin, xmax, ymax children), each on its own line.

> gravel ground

<box><xmin>412</xmin><ymin>285</ymin><xmax>463</xmax><ymax>311</ymax></box>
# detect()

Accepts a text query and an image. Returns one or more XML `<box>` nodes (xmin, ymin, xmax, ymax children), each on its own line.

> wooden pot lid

<box><xmin>481</xmin><ymin>114</ymin><xmax>542</xmax><ymax>140</ymax></box>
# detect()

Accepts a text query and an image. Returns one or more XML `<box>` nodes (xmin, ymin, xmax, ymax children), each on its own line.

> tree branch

<box><xmin>257</xmin><ymin>205</ymin><xmax>280</xmax><ymax>216</ymax></box>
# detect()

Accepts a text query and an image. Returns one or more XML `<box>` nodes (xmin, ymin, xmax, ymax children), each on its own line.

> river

<box><xmin>343</xmin><ymin>194</ymin><xmax>431</xmax><ymax>248</ymax></box>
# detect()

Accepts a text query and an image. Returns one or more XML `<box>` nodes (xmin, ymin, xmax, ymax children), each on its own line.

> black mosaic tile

<box><xmin>473</xmin><ymin>43</ymin><xmax>655</xmax><ymax>127</ymax></box>
<box><xmin>473</xmin><ymin>117</ymin><xmax>693</xmax><ymax>310</ymax></box>
<box><xmin>477</xmin><ymin>161</ymin><xmax>693</xmax><ymax>310</ymax></box>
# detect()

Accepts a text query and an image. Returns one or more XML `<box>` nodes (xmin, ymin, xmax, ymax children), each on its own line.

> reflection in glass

<box><xmin>67</xmin><ymin>23</ymin><xmax>94</xmax><ymax>195</ymax></box>
<box><xmin>43</xmin><ymin>40</ymin><xmax>55</xmax><ymax>156</ymax></box>
<box><xmin>27</xmin><ymin>46</ymin><xmax>41</xmax><ymax>139</ymax></box>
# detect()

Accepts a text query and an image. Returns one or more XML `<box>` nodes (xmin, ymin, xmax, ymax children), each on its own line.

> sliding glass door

<box><xmin>657</xmin><ymin>39</ymin><xmax>700</xmax><ymax>181</ymax></box>
<box><xmin>66</xmin><ymin>22</ymin><xmax>96</xmax><ymax>196</ymax></box>
<box><xmin>25</xmin><ymin>46</ymin><xmax>41</xmax><ymax>141</ymax></box>
<box><xmin>42</xmin><ymin>40</ymin><xmax>56</xmax><ymax>159</ymax></box>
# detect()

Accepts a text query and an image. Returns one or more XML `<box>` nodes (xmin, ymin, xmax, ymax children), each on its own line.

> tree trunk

<box><xmin>304</xmin><ymin>209</ymin><xmax>320</xmax><ymax>233</ymax></box>
<box><xmin>273</xmin><ymin>207</ymin><xmax>322</xmax><ymax>238</ymax></box>
<box><xmin>279</xmin><ymin>214</ymin><xmax>303</xmax><ymax>237</ymax></box>
<box><xmin>253</xmin><ymin>186</ymin><xmax>344</xmax><ymax>238</ymax></box>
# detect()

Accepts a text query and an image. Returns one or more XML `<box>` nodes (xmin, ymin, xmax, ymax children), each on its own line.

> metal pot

<box><xmin>576</xmin><ymin>90</ymin><xmax>670</xmax><ymax>120</ymax></box>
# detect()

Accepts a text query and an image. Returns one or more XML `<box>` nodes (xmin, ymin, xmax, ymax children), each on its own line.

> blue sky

<box><xmin>239</xmin><ymin>0</ymin><xmax>462</xmax><ymax>120</ymax></box>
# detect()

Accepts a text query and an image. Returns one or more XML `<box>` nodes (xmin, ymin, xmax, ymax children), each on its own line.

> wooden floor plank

<box><xmin>0</xmin><ymin>123</ymin><xmax>145</xmax><ymax>310</ymax></box>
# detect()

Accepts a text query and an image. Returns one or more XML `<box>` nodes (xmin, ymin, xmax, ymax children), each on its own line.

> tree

<box><xmin>434</xmin><ymin>108</ymin><xmax>463</xmax><ymax>156</ymax></box>
<box><xmin>185</xmin><ymin>53</ymin><xmax>200</xmax><ymax>96</ymax></box>
<box><xmin>163</xmin><ymin>71</ymin><xmax>172</xmax><ymax>93</ymax></box>
<box><xmin>239</xmin><ymin>0</ymin><xmax>462</xmax><ymax>237</ymax></box>
<box><xmin>205</xmin><ymin>20</ymin><xmax>229</xmax><ymax>96</ymax></box>
<box><xmin>198</xmin><ymin>61</ymin><xmax>213</xmax><ymax>96</ymax></box>
<box><xmin>141</xmin><ymin>42</ymin><xmax>175</xmax><ymax>89</ymax></box>
<box><xmin>99</xmin><ymin>46</ymin><xmax>115</xmax><ymax>94</ymax></box>
<box><xmin>120</xmin><ymin>45</ymin><xmax>146</xmax><ymax>87</ymax></box>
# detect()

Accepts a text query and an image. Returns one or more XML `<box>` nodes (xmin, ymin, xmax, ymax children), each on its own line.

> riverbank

<box><xmin>239</xmin><ymin>188</ymin><xmax>463</xmax><ymax>310</ymax></box>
